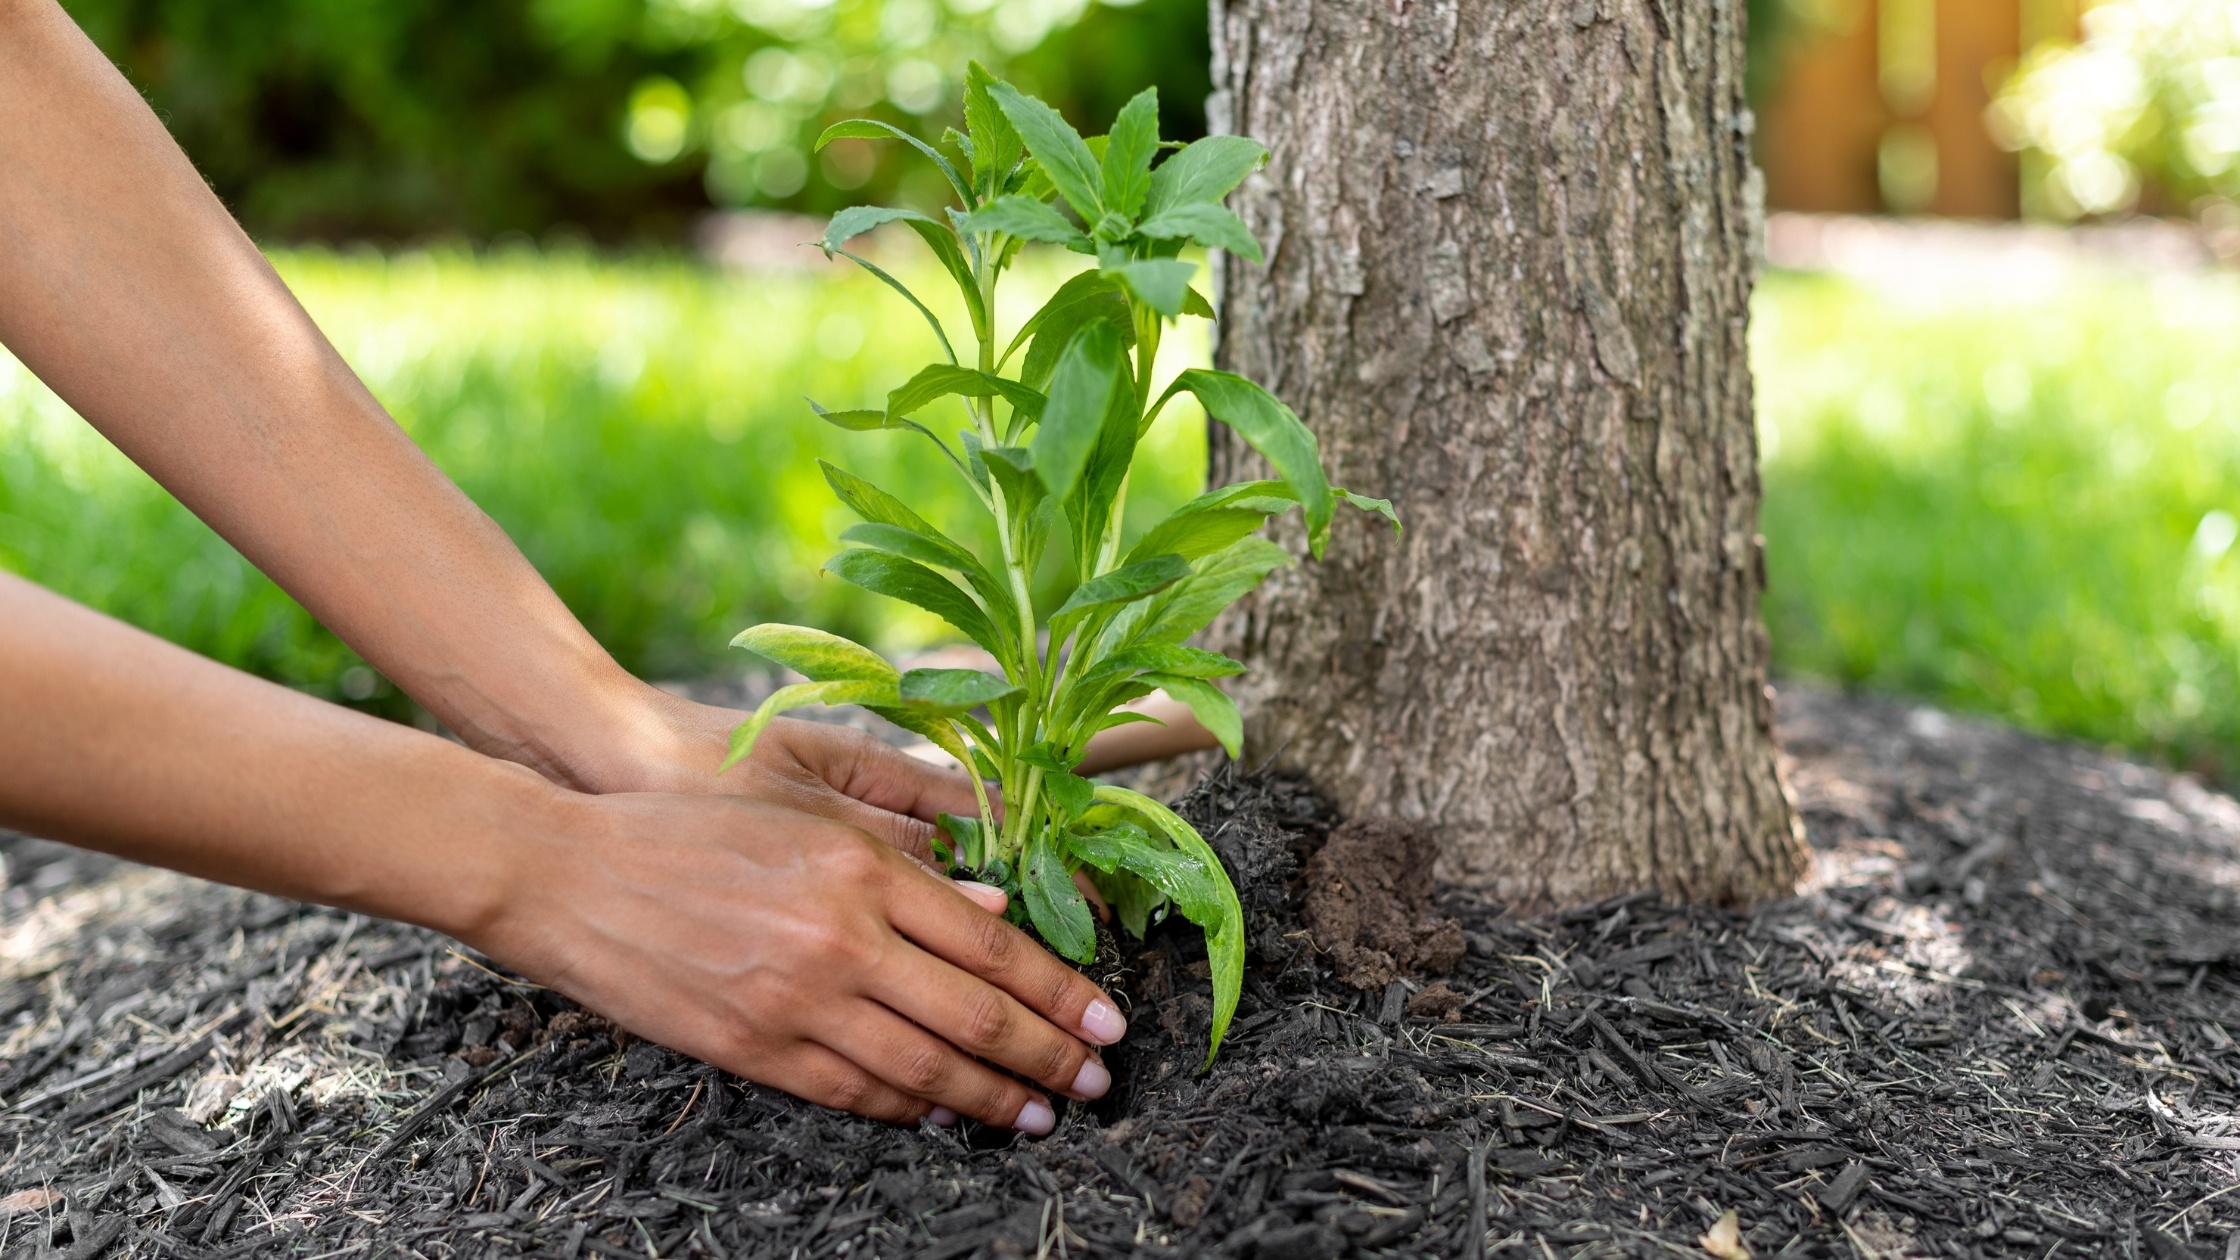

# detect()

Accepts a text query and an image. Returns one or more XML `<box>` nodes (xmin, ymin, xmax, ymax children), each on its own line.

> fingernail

<box><xmin>1078</xmin><ymin>998</ymin><xmax>1127</xmax><ymax>1045</ymax></box>
<box><xmin>927</xmin><ymin>1106</ymin><xmax>958</xmax><ymax>1127</ymax></box>
<box><xmin>1070</xmin><ymin>1057</ymin><xmax>1110</xmax><ymax>1100</ymax></box>
<box><xmin>1013</xmin><ymin>1099</ymin><xmax>1055</xmax><ymax>1135</ymax></box>
<box><xmin>955</xmin><ymin>880</ymin><xmax>1008</xmax><ymax>912</ymax></box>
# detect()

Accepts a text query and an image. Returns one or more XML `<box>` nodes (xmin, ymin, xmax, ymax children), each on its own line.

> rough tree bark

<box><xmin>1206</xmin><ymin>0</ymin><xmax>1805</xmax><ymax>905</ymax></box>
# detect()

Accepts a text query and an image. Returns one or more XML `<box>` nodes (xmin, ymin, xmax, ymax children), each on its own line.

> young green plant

<box><xmin>718</xmin><ymin>69</ymin><xmax>1398</xmax><ymax>1066</ymax></box>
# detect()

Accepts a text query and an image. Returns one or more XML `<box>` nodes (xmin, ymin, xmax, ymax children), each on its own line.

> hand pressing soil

<box><xmin>1300</xmin><ymin>817</ymin><xmax>1466</xmax><ymax>990</ymax></box>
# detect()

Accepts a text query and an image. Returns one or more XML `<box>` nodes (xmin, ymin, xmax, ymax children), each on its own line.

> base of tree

<box><xmin>7</xmin><ymin>684</ymin><xmax>2239</xmax><ymax>1257</ymax></box>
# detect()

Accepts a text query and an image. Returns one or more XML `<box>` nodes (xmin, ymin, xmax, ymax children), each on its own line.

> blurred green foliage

<box><xmin>61</xmin><ymin>0</ymin><xmax>1207</xmax><ymax>241</ymax></box>
<box><xmin>0</xmin><ymin>245</ymin><xmax>1210</xmax><ymax>719</ymax></box>
<box><xmin>1989</xmin><ymin>0</ymin><xmax>2240</xmax><ymax>229</ymax></box>
<box><xmin>1757</xmin><ymin>266</ymin><xmax>2240</xmax><ymax>779</ymax></box>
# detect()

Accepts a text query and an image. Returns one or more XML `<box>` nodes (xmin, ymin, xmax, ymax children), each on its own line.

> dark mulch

<box><xmin>8</xmin><ymin>685</ymin><xmax>2240</xmax><ymax>1258</ymax></box>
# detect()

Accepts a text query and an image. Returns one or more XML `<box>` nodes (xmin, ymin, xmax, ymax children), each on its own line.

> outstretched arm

<box><xmin>0</xmin><ymin>0</ymin><xmax>1206</xmax><ymax>798</ymax></box>
<box><xmin>0</xmin><ymin>574</ymin><xmax>1131</xmax><ymax>1129</ymax></box>
<box><xmin>0</xmin><ymin>0</ymin><xmax>1139</xmax><ymax>1130</ymax></box>
<box><xmin>0</xmin><ymin>571</ymin><xmax>1126</xmax><ymax>1132</ymax></box>
<box><xmin>0</xmin><ymin>0</ymin><xmax>711</xmax><ymax>794</ymax></box>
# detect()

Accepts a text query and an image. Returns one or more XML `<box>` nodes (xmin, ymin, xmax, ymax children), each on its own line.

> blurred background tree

<box><xmin>61</xmin><ymin>0</ymin><xmax>1207</xmax><ymax>241</ymax></box>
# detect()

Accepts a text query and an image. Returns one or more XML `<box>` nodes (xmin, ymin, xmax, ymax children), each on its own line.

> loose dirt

<box><xmin>8</xmin><ymin>686</ymin><xmax>2240</xmax><ymax>1258</ymax></box>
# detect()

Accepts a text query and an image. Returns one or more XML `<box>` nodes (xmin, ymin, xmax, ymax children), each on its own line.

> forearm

<box><xmin>0</xmin><ymin>572</ymin><xmax>552</xmax><ymax>938</ymax></box>
<box><xmin>0</xmin><ymin>0</ymin><xmax>659</xmax><ymax>785</ymax></box>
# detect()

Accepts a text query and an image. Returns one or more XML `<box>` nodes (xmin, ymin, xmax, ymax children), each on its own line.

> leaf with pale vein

<box><xmin>1092</xmin><ymin>784</ymin><xmax>1246</xmax><ymax>1067</ymax></box>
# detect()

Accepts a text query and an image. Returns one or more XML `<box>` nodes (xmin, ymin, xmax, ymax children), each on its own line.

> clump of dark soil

<box><xmin>12</xmin><ymin>685</ymin><xmax>2240</xmax><ymax>1258</ymax></box>
<box><xmin>1300</xmin><ymin>818</ymin><xmax>1466</xmax><ymax>993</ymax></box>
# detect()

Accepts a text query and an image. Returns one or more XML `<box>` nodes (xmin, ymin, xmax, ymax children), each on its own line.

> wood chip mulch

<box><xmin>8</xmin><ymin>684</ymin><xmax>2240</xmax><ymax>1258</ymax></box>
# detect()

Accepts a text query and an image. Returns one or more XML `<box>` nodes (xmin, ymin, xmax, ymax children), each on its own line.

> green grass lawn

<box><xmin>1756</xmin><ymin>266</ymin><xmax>2240</xmax><ymax>778</ymax></box>
<box><xmin>3</xmin><ymin>246</ymin><xmax>2237</xmax><ymax>781</ymax></box>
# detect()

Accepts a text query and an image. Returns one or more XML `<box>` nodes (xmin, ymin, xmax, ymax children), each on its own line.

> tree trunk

<box><xmin>1206</xmin><ymin>0</ymin><xmax>1805</xmax><ymax>906</ymax></box>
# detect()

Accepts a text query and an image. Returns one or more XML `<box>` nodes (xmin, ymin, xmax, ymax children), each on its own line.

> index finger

<box><xmin>886</xmin><ymin>862</ymin><xmax>1128</xmax><ymax>1049</ymax></box>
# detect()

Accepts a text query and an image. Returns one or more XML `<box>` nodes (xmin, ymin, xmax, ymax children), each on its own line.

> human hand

<box><xmin>475</xmin><ymin>788</ymin><xmax>1127</xmax><ymax>1130</ymax></box>
<box><xmin>553</xmin><ymin>680</ymin><xmax>985</xmax><ymax>864</ymax></box>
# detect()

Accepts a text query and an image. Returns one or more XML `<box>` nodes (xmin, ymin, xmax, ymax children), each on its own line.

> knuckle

<box><xmin>789</xmin><ymin>917</ymin><xmax>885</xmax><ymax>979</ymax></box>
<box><xmin>1039</xmin><ymin>969</ymin><xmax>1084</xmax><ymax>1021</ymax></box>
<box><xmin>891</xmin><ymin>1043</ymin><xmax>949</xmax><ymax>1094</ymax></box>
<box><xmin>815</xmin><ymin>1067</ymin><xmax>876</xmax><ymax>1116</ymax></box>
<box><xmin>1032</xmin><ymin>1038</ymin><xmax>1077</xmax><ymax>1089</ymax></box>
<box><xmin>821</xmin><ymin>836</ymin><xmax>891</xmax><ymax>885</ymax></box>
<box><xmin>969</xmin><ymin>914</ymin><xmax>1020</xmax><ymax>974</ymax></box>
<box><xmin>956</xmin><ymin>991</ymin><xmax>1012</xmax><ymax>1051</ymax></box>
<box><xmin>973</xmin><ymin>1081</ymin><xmax>1029</xmax><ymax>1129</ymax></box>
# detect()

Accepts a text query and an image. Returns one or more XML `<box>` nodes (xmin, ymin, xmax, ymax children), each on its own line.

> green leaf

<box><xmin>1103</xmin><ymin>258</ymin><xmax>1197</xmax><ymax>318</ymax></box>
<box><xmin>1086</xmin><ymin>865</ymin><xmax>1163</xmax><ymax>938</ymax></box>
<box><xmin>1092</xmin><ymin>785</ymin><xmax>1245</xmax><ymax>1068</ymax></box>
<box><xmin>1123</xmin><ymin>506</ymin><xmax>1270</xmax><ymax>566</ymax></box>
<box><xmin>820</xmin><ymin>205</ymin><xmax>925</xmax><ymax>253</ymax></box>
<box><xmin>1182</xmin><ymin>286</ymin><xmax>1216</xmax><ymax>320</ymax></box>
<box><xmin>989</xmin><ymin>83</ymin><xmax>1104</xmax><ymax>221</ymax></box>
<box><xmin>722</xmin><ymin>679</ymin><xmax>898</xmax><ymax>771</ymax></box>
<box><xmin>1165</xmin><ymin>370</ymin><xmax>1335</xmax><ymax>555</ymax></box>
<box><xmin>980</xmin><ymin>445</ymin><xmax>1045</xmax><ymax>519</ymax></box>
<box><xmin>1071</xmin><ymin>823</ymin><xmax>1223</xmax><ymax>924</ymax></box>
<box><xmin>963</xmin><ymin>63</ymin><xmax>1023</xmax><ymax>194</ymax></box>
<box><xmin>839</xmin><ymin>522</ymin><xmax>978</xmax><ymax>575</ymax></box>
<box><xmin>937</xmin><ymin>812</ymin><xmax>986</xmax><ymax>870</ymax></box>
<box><xmin>969</xmin><ymin>741</ymin><xmax>1002</xmax><ymax>782</ymax></box>
<box><xmin>809</xmin><ymin>403</ymin><xmax>893</xmax><ymax>431</ymax></box>
<box><xmin>1337</xmin><ymin>486</ymin><xmax>1404</xmax><ymax>535</ymax></box>
<box><xmin>959</xmin><ymin>429</ymin><xmax>992</xmax><ymax>494</ymax></box>
<box><xmin>896</xmin><ymin>218</ymin><xmax>988</xmax><ymax>339</ymax></box>
<box><xmin>823</xmin><ymin>457</ymin><xmax>993</xmax><ymax>540</ymax></box>
<box><xmin>1142</xmin><ymin>674</ymin><xmax>1242</xmax><ymax>758</ymax></box>
<box><xmin>1110</xmin><ymin>536</ymin><xmax>1295</xmax><ymax>650</ymax></box>
<box><xmin>955</xmin><ymin>196</ymin><xmax>1087</xmax><ymax>247</ymax></box>
<box><xmin>827</xmin><ymin>248</ymin><xmax>956</xmax><ymax>365</ymax></box>
<box><xmin>898</xmin><ymin>668</ymin><xmax>1021</xmax><ymax>712</ymax></box>
<box><xmin>1015</xmin><ymin>156</ymin><xmax>1056</xmax><ymax>202</ymax></box>
<box><xmin>817</xmin><ymin>118</ymin><xmax>974</xmax><ymax>207</ymax></box>
<box><xmin>820</xmin><ymin>461</ymin><xmax>942</xmax><ymax>533</ymax></box>
<box><xmin>1145</xmin><ymin>135</ymin><xmax>1268</xmax><ymax>216</ymax></box>
<box><xmin>1032</xmin><ymin>321</ymin><xmax>1124</xmax><ymax>501</ymax></box>
<box><xmin>1063</xmin><ymin>375</ymin><xmax>1144</xmax><ymax>577</ymax></box>
<box><xmin>824</xmin><ymin>549</ymin><xmax>1007</xmax><ymax>658</ymax></box>
<box><xmin>1100</xmin><ymin>87</ymin><xmax>1160</xmax><ymax>219</ymax></box>
<box><xmin>1017</xmin><ymin>741</ymin><xmax>1076</xmax><ymax>774</ymax></box>
<box><xmin>1075</xmin><ymin>679</ymin><xmax>1157</xmax><ymax>724</ymax></box>
<box><xmin>1021</xmin><ymin>832</ymin><xmax>1096</xmax><ymax>964</ymax></box>
<box><xmin>1098</xmin><ymin>644</ymin><xmax>1245</xmax><ymax>679</ymax></box>
<box><xmin>1053</xmin><ymin>553</ymin><xmax>1189</xmax><ymax>618</ymax></box>
<box><xmin>887</xmin><ymin>364</ymin><xmax>1046</xmax><ymax>424</ymax></box>
<box><xmin>838</xmin><ymin>522</ymin><xmax>1018</xmax><ymax>630</ymax></box>
<box><xmin>1014</xmin><ymin>273</ymin><xmax>1133</xmax><ymax>392</ymax></box>
<box><xmin>807</xmin><ymin>403</ymin><xmax>974</xmax><ymax>486</ymax></box>
<box><xmin>1039</xmin><ymin>768</ymin><xmax>1096</xmax><ymax>819</ymax></box>
<box><xmin>729</xmin><ymin>624</ymin><xmax>898</xmax><ymax>683</ymax></box>
<box><xmin>1135</xmin><ymin>202</ymin><xmax>1263</xmax><ymax>263</ymax></box>
<box><xmin>942</xmin><ymin>125</ymin><xmax>975</xmax><ymax>174</ymax></box>
<box><xmin>1166</xmin><ymin>479</ymin><xmax>1300</xmax><ymax>515</ymax></box>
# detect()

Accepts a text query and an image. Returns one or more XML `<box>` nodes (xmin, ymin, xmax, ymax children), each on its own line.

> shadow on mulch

<box><xmin>8</xmin><ymin>685</ymin><xmax>2240</xmax><ymax>1258</ymax></box>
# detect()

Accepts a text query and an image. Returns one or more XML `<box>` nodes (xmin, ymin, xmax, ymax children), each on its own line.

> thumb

<box><xmin>823</xmin><ymin>735</ymin><xmax>992</xmax><ymax>827</ymax></box>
